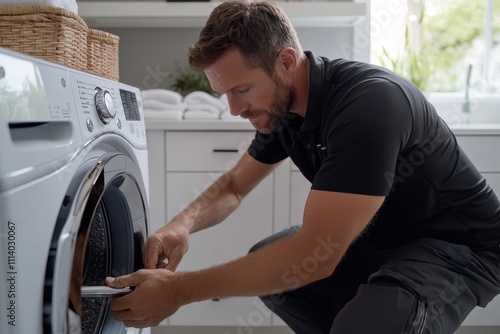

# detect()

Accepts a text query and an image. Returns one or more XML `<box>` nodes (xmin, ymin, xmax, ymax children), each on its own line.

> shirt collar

<box><xmin>276</xmin><ymin>51</ymin><xmax>325</xmax><ymax>135</ymax></box>
<box><xmin>280</xmin><ymin>51</ymin><xmax>324</xmax><ymax>134</ymax></box>
<box><xmin>301</xmin><ymin>51</ymin><xmax>324</xmax><ymax>133</ymax></box>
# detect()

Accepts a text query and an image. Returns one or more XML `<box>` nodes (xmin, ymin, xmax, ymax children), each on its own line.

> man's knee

<box><xmin>249</xmin><ymin>225</ymin><xmax>300</xmax><ymax>253</ymax></box>
<box><xmin>259</xmin><ymin>292</ymin><xmax>288</xmax><ymax>312</ymax></box>
<box><xmin>330</xmin><ymin>280</ymin><xmax>422</xmax><ymax>333</ymax></box>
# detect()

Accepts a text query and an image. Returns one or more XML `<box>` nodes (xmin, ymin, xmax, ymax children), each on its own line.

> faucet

<box><xmin>462</xmin><ymin>64</ymin><xmax>472</xmax><ymax>123</ymax></box>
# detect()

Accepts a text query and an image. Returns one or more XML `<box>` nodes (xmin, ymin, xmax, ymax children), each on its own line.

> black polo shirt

<box><xmin>248</xmin><ymin>51</ymin><xmax>500</xmax><ymax>251</ymax></box>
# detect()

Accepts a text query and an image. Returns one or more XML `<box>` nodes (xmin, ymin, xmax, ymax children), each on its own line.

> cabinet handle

<box><xmin>213</xmin><ymin>149</ymin><xmax>238</xmax><ymax>153</ymax></box>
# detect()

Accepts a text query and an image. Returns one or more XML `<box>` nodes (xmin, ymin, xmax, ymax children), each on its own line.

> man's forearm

<box><xmin>173</xmin><ymin>231</ymin><xmax>344</xmax><ymax>305</ymax></box>
<box><xmin>171</xmin><ymin>172</ymin><xmax>242</xmax><ymax>233</ymax></box>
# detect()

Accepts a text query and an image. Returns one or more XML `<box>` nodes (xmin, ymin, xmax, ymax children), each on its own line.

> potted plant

<box><xmin>170</xmin><ymin>64</ymin><xmax>217</xmax><ymax>96</ymax></box>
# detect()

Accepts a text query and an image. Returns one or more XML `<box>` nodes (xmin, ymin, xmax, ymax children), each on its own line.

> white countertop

<box><xmin>145</xmin><ymin>119</ymin><xmax>255</xmax><ymax>131</ymax></box>
<box><xmin>446</xmin><ymin>123</ymin><xmax>500</xmax><ymax>135</ymax></box>
<box><xmin>145</xmin><ymin>119</ymin><xmax>500</xmax><ymax>135</ymax></box>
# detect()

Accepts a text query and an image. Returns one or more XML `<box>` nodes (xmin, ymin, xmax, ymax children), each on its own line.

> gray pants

<box><xmin>249</xmin><ymin>226</ymin><xmax>500</xmax><ymax>334</ymax></box>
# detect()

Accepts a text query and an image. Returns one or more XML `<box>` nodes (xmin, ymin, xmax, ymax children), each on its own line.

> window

<box><xmin>370</xmin><ymin>0</ymin><xmax>499</xmax><ymax>94</ymax></box>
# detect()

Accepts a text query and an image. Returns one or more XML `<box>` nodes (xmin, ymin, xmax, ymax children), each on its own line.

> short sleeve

<box><xmin>312</xmin><ymin>79</ymin><xmax>413</xmax><ymax>196</ymax></box>
<box><xmin>248</xmin><ymin>131</ymin><xmax>289</xmax><ymax>164</ymax></box>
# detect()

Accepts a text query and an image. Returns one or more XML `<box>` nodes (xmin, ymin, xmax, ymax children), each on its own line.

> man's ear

<box><xmin>277</xmin><ymin>47</ymin><xmax>298</xmax><ymax>73</ymax></box>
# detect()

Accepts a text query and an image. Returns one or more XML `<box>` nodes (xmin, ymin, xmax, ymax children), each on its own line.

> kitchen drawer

<box><xmin>483</xmin><ymin>173</ymin><xmax>500</xmax><ymax>200</ymax></box>
<box><xmin>290</xmin><ymin>171</ymin><xmax>311</xmax><ymax>227</ymax></box>
<box><xmin>166</xmin><ymin>131</ymin><xmax>255</xmax><ymax>172</ymax></box>
<box><xmin>456</xmin><ymin>136</ymin><xmax>500</xmax><ymax>172</ymax></box>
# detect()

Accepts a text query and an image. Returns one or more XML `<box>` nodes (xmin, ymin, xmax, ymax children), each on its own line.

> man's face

<box><xmin>205</xmin><ymin>49</ymin><xmax>296</xmax><ymax>134</ymax></box>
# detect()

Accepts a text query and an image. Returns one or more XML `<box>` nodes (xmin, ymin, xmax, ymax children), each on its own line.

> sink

<box><xmin>426</xmin><ymin>93</ymin><xmax>500</xmax><ymax>126</ymax></box>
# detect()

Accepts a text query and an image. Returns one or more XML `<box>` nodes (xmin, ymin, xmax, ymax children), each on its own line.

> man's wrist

<box><xmin>169</xmin><ymin>213</ymin><xmax>194</xmax><ymax>234</ymax></box>
<box><xmin>171</xmin><ymin>271</ymin><xmax>201</xmax><ymax>306</ymax></box>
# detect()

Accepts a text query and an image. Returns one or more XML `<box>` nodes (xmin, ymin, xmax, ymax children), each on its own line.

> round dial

<box><xmin>94</xmin><ymin>87</ymin><xmax>116</xmax><ymax>124</ymax></box>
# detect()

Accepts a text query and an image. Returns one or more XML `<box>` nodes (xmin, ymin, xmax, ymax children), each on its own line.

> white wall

<box><xmin>102</xmin><ymin>26</ymin><xmax>356</xmax><ymax>91</ymax></box>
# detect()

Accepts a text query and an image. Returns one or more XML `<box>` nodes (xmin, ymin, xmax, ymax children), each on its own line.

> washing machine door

<box><xmin>43</xmin><ymin>152</ymin><xmax>148</xmax><ymax>334</ymax></box>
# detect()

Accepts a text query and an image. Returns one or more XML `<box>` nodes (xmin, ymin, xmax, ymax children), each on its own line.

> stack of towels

<box><xmin>183</xmin><ymin>91</ymin><xmax>228</xmax><ymax>119</ymax></box>
<box><xmin>0</xmin><ymin>0</ymin><xmax>79</xmax><ymax>14</ymax></box>
<box><xmin>219</xmin><ymin>94</ymin><xmax>233</xmax><ymax>119</ymax></box>
<box><xmin>141</xmin><ymin>89</ymin><xmax>186</xmax><ymax>120</ymax></box>
<box><xmin>140</xmin><ymin>89</ymin><xmax>240</xmax><ymax>120</ymax></box>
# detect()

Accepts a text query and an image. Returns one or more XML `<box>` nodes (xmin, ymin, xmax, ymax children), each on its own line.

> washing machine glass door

<box><xmin>44</xmin><ymin>153</ymin><xmax>148</xmax><ymax>334</ymax></box>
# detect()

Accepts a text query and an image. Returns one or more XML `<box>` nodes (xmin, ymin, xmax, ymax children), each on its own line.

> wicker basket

<box><xmin>87</xmin><ymin>28</ymin><xmax>119</xmax><ymax>81</ymax></box>
<box><xmin>0</xmin><ymin>5</ymin><xmax>88</xmax><ymax>72</ymax></box>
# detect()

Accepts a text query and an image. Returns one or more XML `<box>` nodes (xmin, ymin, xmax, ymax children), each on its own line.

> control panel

<box><xmin>94</xmin><ymin>87</ymin><xmax>116</xmax><ymax>124</ymax></box>
<box><xmin>69</xmin><ymin>71</ymin><xmax>146</xmax><ymax>149</ymax></box>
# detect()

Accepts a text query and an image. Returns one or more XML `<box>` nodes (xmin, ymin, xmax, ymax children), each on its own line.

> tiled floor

<box><xmin>152</xmin><ymin>326</ymin><xmax>500</xmax><ymax>334</ymax></box>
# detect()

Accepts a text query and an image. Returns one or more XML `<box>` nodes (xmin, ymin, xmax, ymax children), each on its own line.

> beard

<box><xmin>241</xmin><ymin>74</ymin><xmax>296</xmax><ymax>134</ymax></box>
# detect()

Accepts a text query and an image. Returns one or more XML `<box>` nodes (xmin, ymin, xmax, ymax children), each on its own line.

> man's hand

<box><xmin>143</xmin><ymin>220</ymin><xmax>190</xmax><ymax>270</ymax></box>
<box><xmin>106</xmin><ymin>269</ymin><xmax>181</xmax><ymax>328</ymax></box>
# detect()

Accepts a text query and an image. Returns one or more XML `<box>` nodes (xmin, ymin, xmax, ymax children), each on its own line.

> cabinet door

<box><xmin>483</xmin><ymin>173</ymin><xmax>500</xmax><ymax>200</ymax></box>
<box><xmin>463</xmin><ymin>295</ymin><xmax>500</xmax><ymax>326</ymax></box>
<box><xmin>166</xmin><ymin>131</ymin><xmax>254</xmax><ymax>172</ymax></box>
<box><xmin>456</xmin><ymin>136</ymin><xmax>500</xmax><ymax>325</ymax></box>
<box><xmin>290</xmin><ymin>171</ymin><xmax>311</xmax><ymax>227</ymax></box>
<box><xmin>166</xmin><ymin>172</ymin><xmax>274</xmax><ymax>326</ymax></box>
<box><xmin>456</xmin><ymin>136</ymin><xmax>500</xmax><ymax>172</ymax></box>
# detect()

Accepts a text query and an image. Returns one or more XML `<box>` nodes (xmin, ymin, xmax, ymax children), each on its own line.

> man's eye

<box><xmin>238</xmin><ymin>87</ymin><xmax>251</xmax><ymax>93</ymax></box>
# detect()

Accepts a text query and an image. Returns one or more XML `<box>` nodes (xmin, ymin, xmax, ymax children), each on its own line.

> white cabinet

<box><xmin>290</xmin><ymin>167</ymin><xmax>311</xmax><ymax>228</ymax></box>
<box><xmin>165</xmin><ymin>131</ymin><xmax>255</xmax><ymax>172</ymax></box>
<box><xmin>149</xmin><ymin>128</ymin><xmax>277</xmax><ymax>326</ymax></box>
<box><xmin>166</xmin><ymin>172</ymin><xmax>273</xmax><ymax>326</ymax></box>
<box><xmin>455</xmin><ymin>135</ymin><xmax>500</xmax><ymax>326</ymax></box>
<box><xmin>456</xmin><ymin>135</ymin><xmax>500</xmax><ymax>199</ymax></box>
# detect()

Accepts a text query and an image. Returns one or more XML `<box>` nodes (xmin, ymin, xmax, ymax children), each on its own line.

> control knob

<box><xmin>94</xmin><ymin>87</ymin><xmax>116</xmax><ymax>124</ymax></box>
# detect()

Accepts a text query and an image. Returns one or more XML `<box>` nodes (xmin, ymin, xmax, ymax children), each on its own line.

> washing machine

<box><xmin>0</xmin><ymin>47</ymin><xmax>151</xmax><ymax>334</ymax></box>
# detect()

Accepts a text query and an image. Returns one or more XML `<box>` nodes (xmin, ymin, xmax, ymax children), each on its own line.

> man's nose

<box><xmin>227</xmin><ymin>94</ymin><xmax>246</xmax><ymax>116</ymax></box>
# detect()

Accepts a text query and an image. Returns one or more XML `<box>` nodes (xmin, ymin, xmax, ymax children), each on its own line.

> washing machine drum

<box><xmin>43</xmin><ymin>153</ymin><xmax>148</xmax><ymax>334</ymax></box>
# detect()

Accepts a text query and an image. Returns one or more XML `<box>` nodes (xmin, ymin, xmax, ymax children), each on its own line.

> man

<box><xmin>106</xmin><ymin>0</ymin><xmax>500</xmax><ymax>332</ymax></box>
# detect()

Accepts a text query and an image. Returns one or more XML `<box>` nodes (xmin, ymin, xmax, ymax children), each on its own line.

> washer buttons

<box><xmin>86</xmin><ymin>118</ymin><xmax>94</xmax><ymax>132</ymax></box>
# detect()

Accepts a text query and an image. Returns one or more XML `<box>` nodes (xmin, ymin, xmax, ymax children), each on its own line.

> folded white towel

<box><xmin>184</xmin><ymin>110</ymin><xmax>220</xmax><ymax>119</ymax></box>
<box><xmin>220</xmin><ymin>110</ymin><xmax>248</xmax><ymax>121</ymax></box>
<box><xmin>220</xmin><ymin>110</ymin><xmax>234</xmax><ymax>119</ymax></box>
<box><xmin>0</xmin><ymin>0</ymin><xmax>78</xmax><ymax>14</ymax></box>
<box><xmin>219</xmin><ymin>94</ymin><xmax>229</xmax><ymax>107</ymax></box>
<box><xmin>185</xmin><ymin>103</ymin><xmax>221</xmax><ymax>115</ymax></box>
<box><xmin>141</xmin><ymin>89</ymin><xmax>183</xmax><ymax>105</ymax></box>
<box><xmin>143</xmin><ymin>100</ymin><xmax>186</xmax><ymax>112</ymax></box>
<box><xmin>143</xmin><ymin>109</ymin><xmax>183</xmax><ymax>120</ymax></box>
<box><xmin>184</xmin><ymin>91</ymin><xmax>227</xmax><ymax>112</ymax></box>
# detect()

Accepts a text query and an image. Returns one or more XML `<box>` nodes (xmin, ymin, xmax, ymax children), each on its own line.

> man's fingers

<box><xmin>164</xmin><ymin>249</ymin><xmax>183</xmax><ymax>271</ymax></box>
<box><xmin>143</xmin><ymin>238</ymin><xmax>164</xmax><ymax>269</ymax></box>
<box><xmin>106</xmin><ymin>275</ymin><xmax>130</xmax><ymax>288</ymax></box>
<box><xmin>106</xmin><ymin>271</ymin><xmax>143</xmax><ymax>289</ymax></box>
<box><xmin>110</xmin><ymin>291</ymin><xmax>136</xmax><ymax>312</ymax></box>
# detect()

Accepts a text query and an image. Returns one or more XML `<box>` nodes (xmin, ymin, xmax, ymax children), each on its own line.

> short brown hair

<box><xmin>188</xmin><ymin>0</ymin><xmax>304</xmax><ymax>75</ymax></box>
